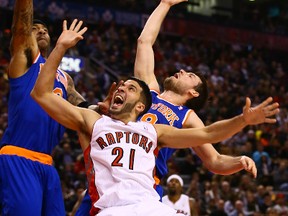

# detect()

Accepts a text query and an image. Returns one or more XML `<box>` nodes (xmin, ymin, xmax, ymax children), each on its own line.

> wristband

<box><xmin>77</xmin><ymin>101</ymin><xmax>90</xmax><ymax>108</ymax></box>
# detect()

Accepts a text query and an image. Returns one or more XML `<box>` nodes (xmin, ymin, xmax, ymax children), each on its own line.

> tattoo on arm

<box><xmin>66</xmin><ymin>73</ymin><xmax>85</xmax><ymax>106</ymax></box>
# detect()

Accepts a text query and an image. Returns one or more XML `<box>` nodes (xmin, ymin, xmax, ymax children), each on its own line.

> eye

<box><xmin>129</xmin><ymin>86</ymin><xmax>136</xmax><ymax>92</ymax></box>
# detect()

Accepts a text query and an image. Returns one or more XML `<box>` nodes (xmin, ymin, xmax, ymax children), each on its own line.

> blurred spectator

<box><xmin>272</xmin><ymin>193</ymin><xmax>288</xmax><ymax>215</ymax></box>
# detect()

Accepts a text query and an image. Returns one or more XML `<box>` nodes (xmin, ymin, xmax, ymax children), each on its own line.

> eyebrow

<box><xmin>187</xmin><ymin>72</ymin><xmax>196</xmax><ymax>76</ymax></box>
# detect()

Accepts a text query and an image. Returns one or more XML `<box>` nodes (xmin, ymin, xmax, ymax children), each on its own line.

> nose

<box><xmin>179</xmin><ymin>69</ymin><xmax>186</xmax><ymax>74</ymax></box>
<box><xmin>117</xmin><ymin>86</ymin><xmax>125</xmax><ymax>92</ymax></box>
<box><xmin>38</xmin><ymin>28</ymin><xmax>46</xmax><ymax>34</ymax></box>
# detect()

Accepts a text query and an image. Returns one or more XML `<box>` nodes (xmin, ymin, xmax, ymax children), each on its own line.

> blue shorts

<box><xmin>75</xmin><ymin>190</ymin><xmax>91</xmax><ymax>216</ymax></box>
<box><xmin>0</xmin><ymin>153</ymin><xmax>65</xmax><ymax>215</ymax></box>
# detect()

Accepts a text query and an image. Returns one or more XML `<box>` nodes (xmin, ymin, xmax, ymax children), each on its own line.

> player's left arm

<box><xmin>185</xmin><ymin>112</ymin><xmax>257</xmax><ymax>178</ymax></box>
<box><xmin>31</xmin><ymin>19</ymin><xmax>93</xmax><ymax>132</ymax></box>
<box><xmin>156</xmin><ymin>97</ymin><xmax>279</xmax><ymax>151</ymax></box>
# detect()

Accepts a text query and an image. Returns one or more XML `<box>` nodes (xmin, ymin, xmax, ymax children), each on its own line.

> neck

<box><xmin>110</xmin><ymin>113</ymin><xmax>137</xmax><ymax>124</ymax></box>
<box><xmin>168</xmin><ymin>193</ymin><xmax>181</xmax><ymax>203</ymax></box>
<box><xmin>160</xmin><ymin>90</ymin><xmax>187</xmax><ymax>106</ymax></box>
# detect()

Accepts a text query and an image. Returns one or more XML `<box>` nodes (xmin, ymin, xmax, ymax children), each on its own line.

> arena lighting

<box><xmin>60</xmin><ymin>56</ymin><xmax>85</xmax><ymax>73</ymax></box>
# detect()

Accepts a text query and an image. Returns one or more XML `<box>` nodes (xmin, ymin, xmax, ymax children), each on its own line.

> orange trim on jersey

<box><xmin>0</xmin><ymin>145</ymin><xmax>53</xmax><ymax>165</ymax></box>
<box><xmin>33</xmin><ymin>52</ymin><xmax>41</xmax><ymax>64</ymax></box>
<box><xmin>154</xmin><ymin>175</ymin><xmax>160</xmax><ymax>185</ymax></box>
<box><xmin>182</xmin><ymin>109</ymin><xmax>194</xmax><ymax>127</ymax></box>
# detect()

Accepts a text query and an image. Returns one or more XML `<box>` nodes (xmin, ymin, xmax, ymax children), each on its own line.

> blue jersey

<box><xmin>139</xmin><ymin>90</ymin><xmax>193</xmax><ymax>181</ymax></box>
<box><xmin>0</xmin><ymin>53</ymin><xmax>68</xmax><ymax>154</ymax></box>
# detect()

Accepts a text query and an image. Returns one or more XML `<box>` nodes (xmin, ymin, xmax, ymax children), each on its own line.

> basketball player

<box><xmin>163</xmin><ymin>174</ymin><xmax>198</xmax><ymax>216</ymax></box>
<box><xmin>31</xmin><ymin>19</ymin><xmax>279</xmax><ymax>216</ymax></box>
<box><xmin>0</xmin><ymin>0</ymin><xmax>87</xmax><ymax>215</ymax></box>
<box><xmin>134</xmin><ymin>0</ymin><xmax>261</xmax><ymax>198</ymax></box>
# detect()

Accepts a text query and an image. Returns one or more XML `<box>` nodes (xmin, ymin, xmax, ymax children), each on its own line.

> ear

<box><xmin>136</xmin><ymin>102</ymin><xmax>145</xmax><ymax>114</ymax></box>
<box><xmin>188</xmin><ymin>89</ymin><xmax>199</xmax><ymax>98</ymax></box>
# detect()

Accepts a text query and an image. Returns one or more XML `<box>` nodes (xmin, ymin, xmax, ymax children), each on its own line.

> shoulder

<box><xmin>183</xmin><ymin>110</ymin><xmax>205</xmax><ymax>128</ymax></box>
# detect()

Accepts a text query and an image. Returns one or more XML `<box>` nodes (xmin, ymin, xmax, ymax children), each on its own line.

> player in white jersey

<box><xmin>163</xmin><ymin>174</ymin><xmax>198</xmax><ymax>216</ymax></box>
<box><xmin>31</xmin><ymin>19</ymin><xmax>279</xmax><ymax>216</ymax></box>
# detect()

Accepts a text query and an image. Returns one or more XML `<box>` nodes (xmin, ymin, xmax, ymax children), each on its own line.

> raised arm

<box><xmin>8</xmin><ymin>0</ymin><xmax>38</xmax><ymax>78</ymax></box>
<box><xmin>30</xmin><ymin>20</ymin><xmax>98</xmax><ymax>133</ymax></box>
<box><xmin>134</xmin><ymin>0</ymin><xmax>187</xmax><ymax>91</ymax></box>
<box><xmin>156</xmin><ymin>97</ymin><xmax>279</xmax><ymax>153</ymax></box>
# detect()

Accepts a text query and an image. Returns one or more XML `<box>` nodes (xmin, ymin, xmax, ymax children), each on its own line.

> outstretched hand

<box><xmin>56</xmin><ymin>19</ymin><xmax>88</xmax><ymax>49</ymax></box>
<box><xmin>97</xmin><ymin>80</ymin><xmax>124</xmax><ymax>115</ymax></box>
<box><xmin>162</xmin><ymin>0</ymin><xmax>188</xmax><ymax>7</ymax></box>
<box><xmin>242</xmin><ymin>97</ymin><xmax>279</xmax><ymax>125</ymax></box>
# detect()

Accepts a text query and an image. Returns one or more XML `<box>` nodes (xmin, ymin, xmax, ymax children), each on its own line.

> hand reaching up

<box><xmin>162</xmin><ymin>0</ymin><xmax>188</xmax><ymax>7</ymax></box>
<box><xmin>56</xmin><ymin>19</ymin><xmax>88</xmax><ymax>50</ymax></box>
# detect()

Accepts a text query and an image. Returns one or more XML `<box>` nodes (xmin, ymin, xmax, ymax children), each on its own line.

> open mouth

<box><xmin>112</xmin><ymin>95</ymin><xmax>124</xmax><ymax>108</ymax></box>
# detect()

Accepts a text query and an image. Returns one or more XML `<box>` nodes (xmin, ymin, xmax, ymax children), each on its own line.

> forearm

<box><xmin>206</xmin><ymin>115</ymin><xmax>247</xmax><ymax>143</ymax></box>
<box><xmin>12</xmin><ymin>0</ymin><xmax>33</xmax><ymax>34</ymax></box>
<box><xmin>157</xmin><ymin>115</ymin><xmax>247</xmax><ymax>148</ymax></box>
<box><xmin>206</xmin><ymin>155</ymin><xmax>244</xmax><ymax>175</ymax></box>
<box><xmin>138</xmin><ymin>2</ymin><xmax>172</xmax><ymax>45</ymax></box>
<box><xmin>32</xmin><ymin>44</ymin><xmax>66</xmax><ymax>97</ymax></box>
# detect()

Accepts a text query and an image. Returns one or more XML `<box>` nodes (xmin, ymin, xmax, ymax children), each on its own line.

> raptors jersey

<box><xmin>88</xmin><ymin>116</ymin><xmax>160</xmax><ymax>213</ymax></box>
<box><xmin>139</xmin><ymin>90</ymin><xmax>193</xmax><ymax>197</ymax></box>
<box><xmin>162</xmin><ymin>194</ymin><xmax>191</xmax><ymax>216</ymax></box>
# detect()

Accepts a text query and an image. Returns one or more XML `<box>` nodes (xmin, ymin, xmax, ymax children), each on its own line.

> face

<box><xmin>167</xmin><ymin>178</ymin><xmax>182</xmax><ymax>195</ymax></box>
<box><xmin>109</xmin><ymin>80</ymin><xmax>143</xmax><ymax>116</ymax></box>
<box><xmin>32</xmin><ymin>24</ymin><xmax>50</xmax><ymax>51</ymax></box>
<box><xmin>163</xmin><ymin>69</ymin><xmax>202</xmax><ymax>95</ymax></box>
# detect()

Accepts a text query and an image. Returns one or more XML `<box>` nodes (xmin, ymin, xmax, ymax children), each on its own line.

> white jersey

<box><xmin>88</xmin><ymin>115</ymin><xmax>160</xmax><ymax>212</ymax></box>
<box><xmin>162</xmin><ymin>194</ymin><xmax>191</xmax><ymax>216</ymax></box>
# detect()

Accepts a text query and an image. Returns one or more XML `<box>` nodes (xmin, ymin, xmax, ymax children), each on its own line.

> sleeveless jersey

<box><xmin>139</xmin><ymin>90</ymin><xmax>193</xmax><ymax>180</ymax></box>
<box><xmin>162</xmin><ymin>194</ymin><xmax>191</xmax><ymax>216</ymax></box>
<box><xmin>0</xmin><ymin>53</ymin><xmax>68</xmax><ymax>154</ymax></box>
<box><xmin>87</xmin><ymin>115</ymin><xmax>160</xmax><ymax>213</ymax></box>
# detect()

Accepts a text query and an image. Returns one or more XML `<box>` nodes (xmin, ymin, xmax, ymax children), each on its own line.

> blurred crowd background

<box><xmin>0</xmin><ymin>0</ymin><xmax>287</xmax><ymax>215</ymax></box>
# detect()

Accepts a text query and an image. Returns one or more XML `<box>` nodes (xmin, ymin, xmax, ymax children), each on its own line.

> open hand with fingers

<box><xmin>242</xmin><ymin>97</ymin><xmax>279</xmax><ymax>125</ymax></box>
<box><xmin>56</xmin><ymin>19</ymin><xmax>88</xmax><ymax>50</ymax></box>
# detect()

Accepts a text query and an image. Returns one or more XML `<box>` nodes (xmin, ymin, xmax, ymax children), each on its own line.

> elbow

<box><xmin>30</xmin><ymin>87</ymin><xmax>43</xmax><ymax>103</ymax></box>
<box><xmin>137</xmin><ymin>36</ymin><xmax>153</xmax><ymax>46</ymax></box>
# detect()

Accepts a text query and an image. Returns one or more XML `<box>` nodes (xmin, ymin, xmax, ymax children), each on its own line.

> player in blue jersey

<box><xmin>134</xmin><ymin>0</ymin><xmax>261</xmax><ymax>199</ymax></box>
<box><xmin>0</xmin><ymin>0</ymin><xmax>87</xmax><ymax>215</ymax></box>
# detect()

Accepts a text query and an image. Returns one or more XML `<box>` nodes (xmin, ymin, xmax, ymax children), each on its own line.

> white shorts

<box><xmin>97</xmin><ymin>200</ymin><xmax>185</xmax><ymax>216</ymax></box>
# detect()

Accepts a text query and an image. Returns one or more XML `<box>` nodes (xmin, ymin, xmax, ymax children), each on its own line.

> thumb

<box><xmin>243</xmin><ymin>97</ymin><xmax>251</xmax><ymax>113</ymax></box>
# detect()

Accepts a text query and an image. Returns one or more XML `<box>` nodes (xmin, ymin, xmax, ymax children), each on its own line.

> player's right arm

<box><xmin>134</xmin><ymin>0</ymin><xmax>187</xmax><ymax>91</ymax></box>
<box><xmin>8</xmin><ymin>0</ymin><xmax>38</xmax><ymax>78</ymax></box>
<box><xmin>31</xmin><ymin>20</ymin><xmax>95</xmax><ymax>141</ymax></box>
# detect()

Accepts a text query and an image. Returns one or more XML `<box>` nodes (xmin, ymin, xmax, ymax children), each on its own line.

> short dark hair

<box><xmin>127</xmin><ymin>76</ymin><xmax>152</xmax><ymax>116</ymax></box>
<box><xmin>33</xmin><ymin>19</ymin><xmax>48</xmax><ymax>29</ymax></box>
<box><xmin>184</xmin><ymin>71</ymin><xmax>208</xmax><ymax>112</ymax></box>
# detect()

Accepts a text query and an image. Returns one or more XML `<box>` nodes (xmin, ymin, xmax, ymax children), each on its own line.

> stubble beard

<box><xmin>163</xmin><ymin>77</ymin><xmax>182</xmax><ymax>94</ymax></box>
<box><xmin>109</xmin><ymin>101</ymin><xmax>138</xmax><ymax>117</ymax></box>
